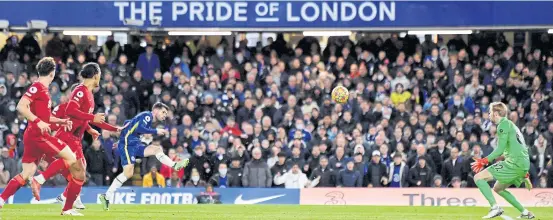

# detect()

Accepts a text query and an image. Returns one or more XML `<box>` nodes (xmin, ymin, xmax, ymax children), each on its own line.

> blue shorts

<box><xmin>118</xmin><ymin>138</ymin><xmax>146</xmax><ymax>166</ymax></box>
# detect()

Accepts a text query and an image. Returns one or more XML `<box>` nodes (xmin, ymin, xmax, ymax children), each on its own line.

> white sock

<box><xmin>60</xmin><ymin>193</ymin><xmax>66</xmax><ymax>200</ymax></box>
<box><xmin>156</xmin><ymin>152</ymin><xmax>176</xmax><ymax>167</ymax></box>
<box><xmin>522</xmin><ymin>209</ymin><xmax>529</xmax><ymax>215</ymax></box>
<box><xmin>0</xmin><ymin>197</ymin><xmax>5</xmax><ymax>206</ymax></box>
<box><xmin>492</xmin><ymin>204</ymin><xmax>499</xmax><ymax>209</ymax></box>
<box><xmin>34</xmin><ymin>174</ymin><xmax>46</xmax><ymax>185</ymax></box>
<box><xmin>106</xmin><ymin>173</ymin><xmax>128</xmax><ymax>201</ymax></box>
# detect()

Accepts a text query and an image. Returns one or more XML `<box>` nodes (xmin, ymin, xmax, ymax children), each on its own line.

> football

<box><xmin>331</xmin><ymin>86</ymin><xmax>349</xmax><ymax>104</ymax></box>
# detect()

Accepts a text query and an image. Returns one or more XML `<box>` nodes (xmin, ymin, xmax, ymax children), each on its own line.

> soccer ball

<box><xmin>331</xmin><ymin>86</ymin><xmax>349</xmax><ymax>104</ymax></box>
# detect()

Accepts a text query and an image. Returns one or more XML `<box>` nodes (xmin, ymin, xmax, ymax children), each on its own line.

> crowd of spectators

<box><xmin>0</xmin><ymin>31</ymin><xmax>552</xmax><ymax>189</ymax></box>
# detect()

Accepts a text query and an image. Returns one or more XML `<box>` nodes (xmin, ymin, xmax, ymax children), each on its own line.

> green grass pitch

<box><xmin>0</xmin><ymin>205</ymin><xmax>552</xmax><ymax>219</ymax></box>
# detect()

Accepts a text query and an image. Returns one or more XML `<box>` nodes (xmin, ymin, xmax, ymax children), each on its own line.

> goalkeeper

<box><xmin>471</xmin><ymin>102</ymin><xmax>535</xmax><ymax>219</ymax></box>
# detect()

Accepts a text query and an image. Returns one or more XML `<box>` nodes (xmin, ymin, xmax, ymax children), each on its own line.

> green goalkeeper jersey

<box><xmin>486</xmin><ymin>117</ymin><xmax>530</xmax><ymax>169</ymax></box>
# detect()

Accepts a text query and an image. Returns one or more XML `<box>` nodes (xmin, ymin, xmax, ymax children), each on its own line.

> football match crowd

<box><xmin>0</xmin><ymin>32</ymin><xmax>552</xmax><ymax>189</ymax></box>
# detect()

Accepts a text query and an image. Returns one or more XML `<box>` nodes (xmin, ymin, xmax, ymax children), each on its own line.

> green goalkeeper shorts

<box><xmin>486</xmin><ymin>161</ymin><xmax>528</xmax><ymax>187</ymax></box>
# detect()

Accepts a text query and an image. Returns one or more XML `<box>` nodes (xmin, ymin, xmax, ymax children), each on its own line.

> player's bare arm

<box><xmin>17</xmin><ymin>96</ymin><xmax>50</xmax><ymax>134</ymax></box>
<box><xmin>86</xmin><ymin>126</ymin><xmax>100</xmax><ymax>140</ymax></box>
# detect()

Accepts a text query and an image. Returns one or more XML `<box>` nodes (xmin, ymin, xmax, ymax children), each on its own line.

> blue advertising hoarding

<box><xmin>0</xmin><ymin>1</ymin><xmax>551</xmax><ymax>29</ymax></box>
<box><xmin>4</xmin><ymin>187</ymin><xmax>300</xmax><ymax>205</ymax></box>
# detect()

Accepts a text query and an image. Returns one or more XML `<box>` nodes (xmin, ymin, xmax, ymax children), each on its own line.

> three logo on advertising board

<box><xmin>5</xmin><ymin>187</ymin><xmax>553</xmax><ymax>207</ymax></box>
<box><xmin>299</xmin><ymin>188</ymin><xmax>553</xmax><ymax>207</ymax></box>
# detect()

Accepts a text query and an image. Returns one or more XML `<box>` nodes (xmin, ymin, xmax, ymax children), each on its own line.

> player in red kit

<box><xmin>0</xmin><ymin>57</ymin><xmax>83</xmax><ymax>214</ymax></box>
<box><xmin>32</xmin><ymin>63</ymin><xmax>124</xmax><ymax>215</ymax></box>
<box><xmin>35</xmin><ymin>84</ymin><xmax>94</xmax><ymax>210</ymax></box>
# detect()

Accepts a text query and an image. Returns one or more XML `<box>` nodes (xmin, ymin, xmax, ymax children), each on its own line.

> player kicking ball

<box><xmin>471</xmin><ymin>102</ymin><xmax>535</xmax><ymax>219</ymax></box>
<box><xmin>99</xmin><ymin>103</ymin><xmax>189</xmax><ymax>210</ymax></box>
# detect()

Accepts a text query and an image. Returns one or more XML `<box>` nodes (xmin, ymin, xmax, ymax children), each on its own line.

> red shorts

<box><xmin>22</xmin><ymin>131</ymin><xmax>68</xmax><ymax>164</ymax></box>
<box><xmin>55</xmin><ymin>132</ymin><xmax>86</xmax><ymax>166</ymax></box>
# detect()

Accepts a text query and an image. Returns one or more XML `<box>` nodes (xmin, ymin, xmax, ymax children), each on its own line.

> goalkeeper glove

<box><xmin>470</xmin><ymin>157</ymin><xmax>489</xmax><ymax>173</ymax></box>
<box><xmin>524</xmin><ymin>173</ymin><xmax>532</xmax><ymax>191</ymax></box>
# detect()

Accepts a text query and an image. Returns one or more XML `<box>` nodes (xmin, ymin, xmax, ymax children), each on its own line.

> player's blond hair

<box><xmin>490</xmin><ymin>102</ymin><xmax>508</xmax><ymax>117</ymax></box>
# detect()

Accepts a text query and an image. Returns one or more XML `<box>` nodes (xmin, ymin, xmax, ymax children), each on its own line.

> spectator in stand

<box><xmin>274</xmin><ymin>163</ymin><xmax>312</xmax><ymax>188</ymax></box>
<box><xmin>2</xmin><ymin>51</ymin><xmax>23</xmax><ymax>76</ymax></box>
<box><xmin>185</xmin><ymin>168</ymin><xmax>207</xmax><ymax>188</ymax></box>
<box><xmin>136</xmin><ymin>44</ymin><xmax>160</xmax><ymax>80</ymax></box>
<box><xmin>337</xmin><ymin>160</ymin><xmax>363</xmax><ymax>187</ymax></box>
<box><xmin>286</xmin><ymin>146</ymin><xmax>305</xmax><ymax>169</ymax></box>
<box><xmin>85</xmin><ymin>139</ymin><xmax>110</xmax><ymax>186</ymax></box>
<box><xmin>408</xmin><ymin>157</ymin><xmax>433</xmax><ymax>187</ymax></box>
<box><xmin>407</xmin><ymin>144</ymin><xmax>435</xmax><ymax>172</ymax></box>
<box><xmin>242</xmin><ymin>148</ymin><xmax>272</xmax><ymax>188</ymax></box>
<box><xmin>310</xmin><ymin>156</ymin><xmax>336</xmax><ymax>187</ymax></box>
<box><xmin>441</xmin><ymin>147</ymin><xmax>463</xmax><ymax>185</ymax></box>
<box><xmin>228</xmin><ymin>157</ymin><xmax>243</xmax><ymax>187</ymax></box>
<box><xmin>167</xmin><ymin>171</ymin><xmax>183</xmax><ymax>188</ymax></box>
<box><xmin>210</xmin><ymin>146</ymin><xmax>230</xmax><ymax>173</ymax></box>
<box><xmin>530</xmin><ymin>134</ymin><xmax>552</xmax><ymax>175</ymax></box>
<box><xmin>186</xmin><ymin>146</ymin><xmax>211</xmax><ymax>181</ymax></box>
<box><xmin>0</xmin><ymin>161</ymin><xmax>9</xmax><ymax>187</ymax></box>
<box><xmin>428</xmin><ymin>138</ymin><xmax>450</xmax><ymax>176</ymax></box>
<box><xmin>270</xmin><ymin>152</ymin><xmax>288</xmax><ymax>188</ymax></box>
<box><xmin>432</xmin><ymin>175</ymin><xmax>444</xmax><ymax>188</ymax></box>
<box><xmin>0</xmin><ymin>147</ymin><xmax>17</xmax><ymax>179</ymax></box>
<box><xmin>450</xmin><ymin>176</ymin><xmax>463</xmax><ymax>188</ymax></box>
<box><xmin>143</xmin><ymin>166</ymin><xmax>166</xmax><ymax>188</ymax></box>
<box><xmin>366</xmin><ymin>151</ymin><xmax>388</xmax><ymax>187</ymax></box>
<box><xmin>209</xmin><ymin>163</ymin><xmax>236</xmax><ymax>188</ymax></box>
<box><xmin>388</xmin><ymin>153</ymin><xmax>409</xmax><ymax>188</ymax></box>
<box><xmin>390</xmin><ymin>84</ymin><xmax>411</xmax><ymax>106</ymax></box>
<box><xmin>329</xmin><ymin>146</ymin><xmax>347</xmax><ymax>170</ymax></box>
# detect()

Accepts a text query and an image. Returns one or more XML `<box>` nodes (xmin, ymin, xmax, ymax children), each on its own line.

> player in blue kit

<box><xmin>99</xmin><ymin>102</ymin><xmax>189</xmax><ymax>210</ymax></box>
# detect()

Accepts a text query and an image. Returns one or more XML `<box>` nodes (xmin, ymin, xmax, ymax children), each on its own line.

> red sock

<box><xmin>1</xmin><ymin>174</ymin><xmax>26</xmax><ymax>201</ymax></box>
<box><xmin>62</xmin><ymin>184</ymin><xmax>68</xmax><ymax>198</ymax></box>
<box><xmin>60</xmin><ymin>168</ymin><xmax>71</xmax><ymax>181</ymax></box>
<box><xmin>63</xmin><ymin>178</ymin><xmax>83</xmax><ymax>211</ymax></box>
<box><xmin>42</xmin><ymin>159</ymin><xmax>67</xmax><ymax>180</ymax></box>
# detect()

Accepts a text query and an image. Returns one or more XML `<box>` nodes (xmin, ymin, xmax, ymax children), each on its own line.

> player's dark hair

<box><xmin>36</xmin><ymin>57</ymin><xmax>56</xmax><ymax>77</ymax></box>
<box><xmin>80</xmin><ymin>63</ymin><xmax>101</xmax><ymax>79</ymax></box>
<box><xmin>152</xmin><ymin>102</ymin><xmax>169</xmax><ymax>111</ymax></box>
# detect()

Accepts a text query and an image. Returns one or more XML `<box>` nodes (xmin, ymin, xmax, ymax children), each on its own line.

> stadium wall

<box><xmin>3</xmin><ymin>187</ymin><xmax>552</xmax><ymax>207</ymax></box>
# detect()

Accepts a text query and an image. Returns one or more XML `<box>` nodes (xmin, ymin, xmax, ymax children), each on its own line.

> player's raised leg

<box><xmin>143</xmin><ymin>144</ymin><xmax>189</xmax><ymax>170</ymax></box>
<box><xmin>35</xmin><ymin>158</ymin><xmax>67</xmax><ymax>182</ymax></box>
<box><xmin>473</xmin><ymin>169</ymin><xmax>504</xmax><ymax>219</ymax></box>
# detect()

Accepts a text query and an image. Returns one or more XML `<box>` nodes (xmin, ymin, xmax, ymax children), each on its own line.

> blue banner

<box><xmin>4</xmin><ymin>187</ymin><xmax>300</xmax><ymax>205</ymax></box>
<box><xmin>0</xmin><ymin>1</ymin><xmax>551</xmax><ymax>29</ymax></box>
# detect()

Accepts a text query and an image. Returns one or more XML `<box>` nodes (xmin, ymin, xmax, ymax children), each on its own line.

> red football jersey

<box><xmin>52</xmin><ymin>102</ymin><xmax>67</xmax><ymax>118</ymax></box>
<box><xmin>63</xmin><ymin>84</ymin><xmax>95</xmax><ymax>138</ymax></box>
<box><xmin>51</xmin><ymin>102</ymin><xmax>68</xmax><ymax>132</ymax></box>
<box><xmin>23</xmin><ymin>82</ymin><xmax>52</xmax><ymax>135</ymax></box>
